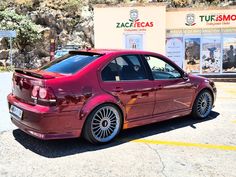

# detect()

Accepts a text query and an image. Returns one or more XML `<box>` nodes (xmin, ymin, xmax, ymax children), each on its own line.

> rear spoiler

<box><xmin>14</xmin><ymin>68</ymin><xmax>55</xmax><ymax>79</ymax></box>
<box><xmin>68</xmin><ymin>50</ymin><xmax>104</xmax><ymax>56</ymax></box>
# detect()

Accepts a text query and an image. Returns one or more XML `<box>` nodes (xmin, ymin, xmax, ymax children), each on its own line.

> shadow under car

<box><xmin>13</xmin><ymin>111</ymin><xmax>219</xmax><ymax>158</ymax></box>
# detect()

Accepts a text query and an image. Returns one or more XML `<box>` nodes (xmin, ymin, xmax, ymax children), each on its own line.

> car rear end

<box><xmin>7</xmin><ymin>51</ymin><xmax>103</xmax><ymax>140</ymax></box>
<box><xmin>7</xmin><ymin>69</ymin><xmax>77</xmax><ymax>139</ymax></box>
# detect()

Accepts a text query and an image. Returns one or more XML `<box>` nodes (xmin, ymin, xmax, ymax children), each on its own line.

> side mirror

<box><xmin>183</xmin><ymin>72</ymin><xmax>189</xmax><ymax>80</ymax></box>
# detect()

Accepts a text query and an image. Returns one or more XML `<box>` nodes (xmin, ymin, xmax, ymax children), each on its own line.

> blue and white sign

<box><xmin>0</xmin><ymin>30</ymin><xmax>17</xmax><ymax>38</ymax></box>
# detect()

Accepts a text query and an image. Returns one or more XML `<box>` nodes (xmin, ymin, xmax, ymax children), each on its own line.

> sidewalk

<box><xmin>202</xmin><ymin>75</ymin><xmax>236</xmax><ymax>82</ymax></box>
<box><xmin>0</xmin><ymin>72</ymin><xmax>16</xmax><ymax>132</ymax></box>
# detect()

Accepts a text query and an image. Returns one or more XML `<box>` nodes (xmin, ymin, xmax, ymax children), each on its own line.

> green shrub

<box><xmin>0</xmin><ymin>66</ymin><xmax>13</xmax><ymax>72</ymax></box>
<box><xmin>63</xmin><ymin>0</ymin><xmax>83</xmax><ymax>12</ymax></box>
<box><xmin>0</xmin><ymin>9</ymin><xmax>41</xmax><ymax>52</ymax></box>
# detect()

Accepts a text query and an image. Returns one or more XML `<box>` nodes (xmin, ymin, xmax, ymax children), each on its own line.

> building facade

<box><xmin>94</xmin><ymin>4</ymin><xmax>236</xmax><ymax>75</ymax></box>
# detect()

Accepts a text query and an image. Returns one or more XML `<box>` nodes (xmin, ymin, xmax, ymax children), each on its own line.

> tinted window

<box><xmin>42</xmin><ymin>54</ymin><xmax>101</xmax><ymax>74</ymax></box>
<box><xmin>101</xmin><ymin>60</ymin><xmax>120</xmax><ymax>81</ymax></box>
<box><xmin>145</xmin><ymin>56</ymin><xmax>181</xmax><ymax>80</ymax></box>
<box><xmin>101</xmin><ymin>55</ymin><xmax>147</xmax><ymax>81</ymax></box>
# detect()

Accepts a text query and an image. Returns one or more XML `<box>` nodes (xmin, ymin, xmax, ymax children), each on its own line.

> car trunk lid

<box><xmin>12</xmin><ymin>69</ymin><xmax>64</xmax><ymax>105</ymax></box>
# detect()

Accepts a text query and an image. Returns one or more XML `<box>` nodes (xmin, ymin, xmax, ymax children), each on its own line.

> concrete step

<box><xmin>200</xmin><ymin>75</ymin><xmax>236</xmax><ymax>82</ymax></box>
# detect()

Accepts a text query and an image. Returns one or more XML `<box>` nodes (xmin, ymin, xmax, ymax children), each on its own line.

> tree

<box><xmin>0</xmin><ymin>9</ymin><xmax>41</xmax><ymax>53</ymax></box>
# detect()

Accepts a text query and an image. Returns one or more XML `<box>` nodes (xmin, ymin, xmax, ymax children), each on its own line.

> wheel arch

<box><xmin>83</xmin><ymin>101</ymin><xmax>124</xmax><ymax>125</ymax></box>
<box><xmin>197</xmin><ymin>87</ymin><xmax>215</xmax><ymax>103</ymax></box>
<box><xmin>79</xmin><ymin>94</ymin><xmax>125</xmax><ymax>134</ymax></box>
<box><xmin>191</xmin><ymin>86</ymin><xmax>215</xmax><ymax>112</ymax></box>
<box><xmin>191</xmin><ymin>87</ymin><xmax>214</xmax><ymax>119</ymax></box>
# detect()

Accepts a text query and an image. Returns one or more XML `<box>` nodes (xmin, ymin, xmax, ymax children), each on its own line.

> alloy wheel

<box><xmin>196</xmin><ymin>92</ymin><xmax>212</xmax><ymax>118</ymax></box>
<box><xmin>91</xmin><ymin>106</ymin><xmax>121</xmax><ymax>143</ymax></box>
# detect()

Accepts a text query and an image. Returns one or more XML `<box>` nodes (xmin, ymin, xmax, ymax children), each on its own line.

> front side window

<box><xmin>145</xmin><ymin>56</ymin><xmax>182</xmax><ymax>80</ymax></box>
<box><xmin>101</xmin><ymin>55</ymin><xmax>147</xmax><ymax>81</ymax></box>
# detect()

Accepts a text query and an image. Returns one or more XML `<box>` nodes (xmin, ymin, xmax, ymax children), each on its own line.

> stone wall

<box><xmin>0</xmin><ymin>0</ymin><xmax>94</xmax><ymax>68</ymax></box>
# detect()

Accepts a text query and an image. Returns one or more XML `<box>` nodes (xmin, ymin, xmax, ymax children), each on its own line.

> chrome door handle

<box><xmin>156</xmin><ymin>85</ymin><xmax>163</xmax><ymax>90</ymax></box>
<box><xmin>113</xmin><ymin>87</ymin><xmax>124</xmax><ymax>92</ymax></box>
<box><xmin>142</xmin><ymin>93</ymin><xmax>149</xmax><ymax>97</ymax></box>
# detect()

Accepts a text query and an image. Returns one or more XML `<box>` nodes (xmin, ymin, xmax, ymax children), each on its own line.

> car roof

<box><xmin>69</xmin><ymin>49</ymin><xmax>159</xmax><ymax>56</ymax></box>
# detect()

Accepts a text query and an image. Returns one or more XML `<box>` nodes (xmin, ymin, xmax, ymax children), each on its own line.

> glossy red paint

<box><xmin>7</xmin><ymin>49</ymin><xmax>216</xmax><ymax>140</ymax></box>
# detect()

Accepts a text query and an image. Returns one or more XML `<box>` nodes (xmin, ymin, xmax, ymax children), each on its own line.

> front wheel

<box><xmin>83</xmin><ymin>104</ymin><xmax>122</xmax><ymax>144</ymax></box>
<box><xmin>192</xmin><ymin>90</ymin><xmax>213</xmax><ymax>119</ymax></box>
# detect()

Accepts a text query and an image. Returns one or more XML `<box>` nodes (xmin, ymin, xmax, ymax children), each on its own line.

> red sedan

<box><xmin>7</xmin><ymin>49</ymin><xmax>216</xmax><ymax>144</ymax></box>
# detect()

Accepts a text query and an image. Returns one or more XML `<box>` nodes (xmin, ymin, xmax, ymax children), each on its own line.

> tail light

<box><xmin>39</xmin><ymin>88</ymin><xmax>47</xmax><ymax>99</ymax></box>
<box><xmin>32</xmin><ymin>86</ymin><xmax>40</xmax><ymax>98</ymax></box>
<box><xmin>31</xmin><ymin>86</ymin><xmax>56</xmax><ymax>102</ymax></box>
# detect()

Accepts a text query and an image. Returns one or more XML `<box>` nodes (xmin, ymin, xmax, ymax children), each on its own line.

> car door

<box><xmin>99</xmin><ymin>54</ymin><xmax>155</xmax><ymax>121</ymax></box>
<box><xmin>143</xmin><ymin>55</ymin><xmax>195</xmax><ymax>115</ymax></box>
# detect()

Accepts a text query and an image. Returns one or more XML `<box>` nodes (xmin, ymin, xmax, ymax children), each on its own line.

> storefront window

<box><xmin>222</xmin><ymin>36</ymin><xmax>236</xmax><ymax>73</ymax></box>
<box><xmin>167</xmin><ymin>28</ymin><xmax>236</xmax><ymax>75</ymax></box>
<box><xmin>184</xmin><ymin>37</ymin><xmax>201</xmax><ymax>73</ymax></box>
<box><xmin>166</xmin><ymin>37</ymin><xmax>183</xmax><ymax>68</ymax></box>
<box><xmin>201</xmin><ymin>37</ymin><xmax>221</xmax><ymax>74</ymax></box>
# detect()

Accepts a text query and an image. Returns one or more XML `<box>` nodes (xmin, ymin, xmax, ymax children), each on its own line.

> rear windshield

<box><xmin>41</xmin><ymin>54</ymin><xmax>101</xmax><ymax>74</ymax></box>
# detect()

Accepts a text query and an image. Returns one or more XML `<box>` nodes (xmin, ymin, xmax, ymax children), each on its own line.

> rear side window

<box><xmin>101</xmin><ymin>60</ymin><xmax>120</xmax><ymax>81</ymax></box>
<box><xmin>41</xmin><ymin>54</ymin><xmax>101</xmax><ymax>74</ymax></box>
<box><xmin>101</xmin><ymin>55</ymin><xmax>147</xmax><ymax>81</ymax></box>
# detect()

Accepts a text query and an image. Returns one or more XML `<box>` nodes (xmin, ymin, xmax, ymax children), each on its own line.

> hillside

<box><xmin>0</xmin><ymin>0</ymin><xmax>234</xmax><ymax>68</ymax></box>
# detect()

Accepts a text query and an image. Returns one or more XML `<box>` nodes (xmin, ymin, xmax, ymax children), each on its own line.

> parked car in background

<box><xmin>54</xmin><ymin>44</ymin><xmax>80</xmax><ymax>58</ymax></box>
<box><xmin>54</xmin><ymin>49</ymin><xmax>69</xmax><ymax>58</ymax></box>
<box><xmin>7</xmin><ymin>49</ymin><xmax>216</xmax><ymax>144</ymax></box>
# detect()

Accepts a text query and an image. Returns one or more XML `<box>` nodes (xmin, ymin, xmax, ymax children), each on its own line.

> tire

<box><xmin>83</xmin><ymin>104</ymin><xmax>122</xmax><ymax>144</ymax></box>
<box><xmin>192</xmin><ymin>90</ymin><xmax>213</xmax><ymax>119</ymax></box>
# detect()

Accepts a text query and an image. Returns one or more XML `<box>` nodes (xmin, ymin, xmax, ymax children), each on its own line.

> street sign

<box><xmin>0</xmin><ymin>30</ymin><xmax>17</xmax><ymax>68</ymax></box>
<box><xmin>0</xmin><ymin>30</ymin><xmax>17</xmax><ymax>38</ymax></box>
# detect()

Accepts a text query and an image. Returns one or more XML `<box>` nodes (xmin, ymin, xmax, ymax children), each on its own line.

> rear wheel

<box><xmin>192</xmin><ymin>90</ymin><xmax>213</xmax><ymax>119</ymax></box>
<box><xmin>83</xmin><ymin>104</ymin><xmax>122</xmax><ymax>144</ymax></box>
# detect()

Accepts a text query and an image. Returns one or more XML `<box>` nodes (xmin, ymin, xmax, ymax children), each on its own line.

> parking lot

<box><xmin>0</xmin><ymin>72</ymin><xmax>16</xmax><ymax>132</ymax></box>
<box><xmin>0</xmin><ymin>72</ymin><xmax>236</xmax><ymax>177</ymax></box>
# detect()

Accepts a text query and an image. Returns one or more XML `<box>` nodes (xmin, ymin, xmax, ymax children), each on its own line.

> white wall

<box><xmin>94</xmin><ymin>5</ymin><xmax>166</xmax><ymax>54</ymax></box>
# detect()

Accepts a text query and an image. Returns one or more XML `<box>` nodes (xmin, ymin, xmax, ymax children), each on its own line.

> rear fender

<box><xmin>79</xmin><ymin>93</ymin><xmax>125</xmax><ymax>126</ymax></box>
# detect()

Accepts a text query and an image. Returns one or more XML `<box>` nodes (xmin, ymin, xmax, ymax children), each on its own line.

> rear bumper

<box><xmin>7</xmin><ymin>94</ymin><xmax>82</xmax><ymax>140</ymax></box>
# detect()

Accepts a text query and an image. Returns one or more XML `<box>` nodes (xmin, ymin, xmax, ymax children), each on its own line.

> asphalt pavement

<box><xmin>0</xmin><ymin>72</ymin><xmax>236</xmax><ymax>177</ymax></box>
<box><xmin>0</xmin><ymin>72</ymin><xmax>16</xmax><ymax>132</ymax></box>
